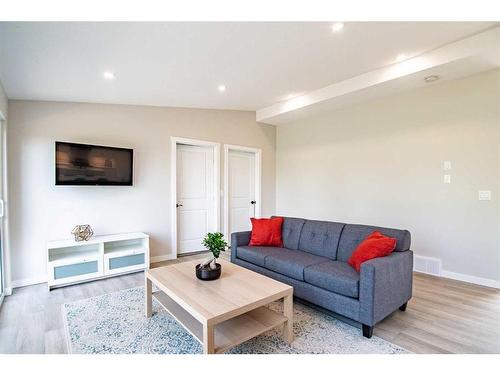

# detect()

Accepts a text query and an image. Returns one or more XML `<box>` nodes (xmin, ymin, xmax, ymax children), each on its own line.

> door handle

<box><xmin>250</xmin><ymin>201</ymin><xmax>256</xmax><ymax>205</ymax></box>
<box><xmin>176</xmin><ymin>203</ymin><xmax>183</xmax><ymax>208</ymax></box>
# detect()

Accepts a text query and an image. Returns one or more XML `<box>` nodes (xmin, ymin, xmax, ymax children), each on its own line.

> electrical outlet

<box><xmin>478</xmin><ymin>190</ymin><xmax>491</xmax><ymax>201</ymax></box>
<box><xmin>443</xmin><ymin>174</ymin><xmax>451</xmax><ymax>184</ymax></box>
<box><xmin>443</xmin><ymin>161</ymin><xmax>452</xmax><ymax>171</ymax></box>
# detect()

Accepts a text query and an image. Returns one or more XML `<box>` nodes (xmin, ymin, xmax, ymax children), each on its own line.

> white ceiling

<box><xmin>257</xmin><ymin>26</ymin><xmax>500</xmax><ymax>125</ymax></box>
<box><xmin>0</xmin><ymin>22</ymin><xmax>497</xmax><ymax>111</ymax></box>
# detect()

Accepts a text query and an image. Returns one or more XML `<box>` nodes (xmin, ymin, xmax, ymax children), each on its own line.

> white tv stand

<box><xmin>47</xmin><ymin>232</ymin><xmax>150</xmax><ymax>290</ymax></box>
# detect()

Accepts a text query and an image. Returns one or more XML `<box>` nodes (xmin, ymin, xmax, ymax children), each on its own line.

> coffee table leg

<box><xmin>145</xmin><ymin>275</ymin><xmax>152</xmax><ymax>318</ymax></box>
<box><xmin>203</xmin><ymin>324</ymin><xmax>215</xmax><ymax>354</ymax></box>
<box><xmin>283</xmin><ymin>292</ymin><xmax>293</xmax><ymax>343</ymax></box>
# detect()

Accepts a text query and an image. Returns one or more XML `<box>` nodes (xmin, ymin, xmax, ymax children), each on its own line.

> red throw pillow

<box><xmin>348</xmin><ymin>231</ymin><xmax>396</xmax><ymax>272</ymax></box>
<box><xmin>249</xmin><ymin>217</ymin><xmax>284</xmax><ymax>247</ymax></box>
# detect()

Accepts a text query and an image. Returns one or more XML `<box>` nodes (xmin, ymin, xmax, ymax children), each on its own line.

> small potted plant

<box><xmin>196</xmin><ymin>232</ymin><xmax>228</xmax><ymax>281</ymax></box>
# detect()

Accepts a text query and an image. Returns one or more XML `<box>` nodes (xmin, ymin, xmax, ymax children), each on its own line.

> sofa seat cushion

<box><xmin>304</xmin><ymin>261</ymin><xmax>360</xmax><ymax>298</ymax></box>
<box><xmin>264</xmin><ymin>249</ymin><xmax>329</xmax><ymax>281</ymax></box>
<box><xmin>236</xmin><ymin>246</ymin><xmax>284</xmax><ymax>267</ymax></box>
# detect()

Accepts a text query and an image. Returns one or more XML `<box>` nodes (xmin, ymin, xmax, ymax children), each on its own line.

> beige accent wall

<box><xmin>8</xmin><ymin>100</ymin><xmax>276</xmax><ymax>283</ymax></box>
<box><xmin>276</xmin><ymin>69</ymin><xmax>500</xmax><ymax>282</ymax></box>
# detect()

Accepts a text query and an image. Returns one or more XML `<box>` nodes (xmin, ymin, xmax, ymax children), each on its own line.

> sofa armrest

<box><xmin>359</xmin><ymin>250</ymin><xmax>413</xmax><ymax>326</ymax></box>
<box><xmin>230</xmin><ymin>231</ymin><xmax>252</xmax><ymax>262</ymax></box>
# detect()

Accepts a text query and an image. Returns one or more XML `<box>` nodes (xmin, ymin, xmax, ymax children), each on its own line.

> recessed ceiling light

<box><xmin>394</xmin><ymin>54</ymin><xmax>408</xmax><ymax>63</ymax></box>
<box><xmin>218</xmin><ymin>85</ymin><xmax>226</xmax><ymax>92</ymax></box>
<box><xmin>103</xmin><ymin>71</ymin><xmax>115</xmax><ymax>80</ymax></box>
<box><xmin>424</xmin><ymin>75</ymin><xmax>439</xmax><ymax>83</ymax></box>
<box><xmin>331</xmin><ymin>22</ymin><xmax>344</xmax><ymax>32</ymax></box>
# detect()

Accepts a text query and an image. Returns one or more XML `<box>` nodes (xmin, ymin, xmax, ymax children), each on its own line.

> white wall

<box><xmin>8</xmin><ymin>100</ymin><xmax>276</xmax><ymax>284</ymax></box>
<box><xmin>0</xmin><ymin>80</ymin><xmax>10</xmax><ymax>293</ymax></box>
<box><xmin>276</xmin><ymin>69</ymin><xmax>500</xmax><ymax>284</ymax></box>
<box><xmin>0</xmin><ymin>80</ymin><xmax>7</xmax><ymax>117</ymax></box>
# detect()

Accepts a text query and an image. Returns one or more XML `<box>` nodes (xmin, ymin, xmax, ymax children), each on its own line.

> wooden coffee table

<box><xmin>145</xmin><ymin>259</ymin><xmax>293</xmax><ymax>354</ymax></box>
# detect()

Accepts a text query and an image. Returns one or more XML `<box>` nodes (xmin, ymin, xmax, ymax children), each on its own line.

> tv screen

<box><xmin>55</xmin><ymin>142</ymin><xmax>133</xmax><ymax>186</ymax></box>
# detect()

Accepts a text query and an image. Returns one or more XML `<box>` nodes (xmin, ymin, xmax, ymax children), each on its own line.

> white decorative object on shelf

<box><xmin>47</xmin><ymin>232</ymin><xmax>150</xmax><ymax>290</ymax></box>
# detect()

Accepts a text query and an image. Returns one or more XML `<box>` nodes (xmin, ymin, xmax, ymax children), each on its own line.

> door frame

<box><xmin>223</xmin><ymin>144</ymin><xmax>262</xmax><ymax>242</ymax></box>
<box><xmin>171</xmin><ymin>137</ymin><xmax>221</xmax><ymax>258</ymax></box>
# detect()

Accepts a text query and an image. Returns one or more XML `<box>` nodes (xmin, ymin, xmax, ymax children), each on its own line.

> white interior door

<box><xmin>228</xmin><ymin>150</ymin><xmax>256</xmax><ymax>236</ymax></box>
<box><xmin>176</xmin><ymin>144</ymin><xmax>215</xmax><ymax>255</ymax></box>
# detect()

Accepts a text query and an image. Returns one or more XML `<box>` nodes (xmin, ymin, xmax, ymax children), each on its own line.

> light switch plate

<box><xmin>478</xmin><ymin>190</ymin><xmax>491</xmax><ymax>201</ymax></box>
<box><xmin>443</xmin><ymin>161</ymin><xmax>452</xmax><ymax>171</ymax></box>
<box><xmin>443</xmin><ymin>174</ymin><xmax>451</xmax><ymax>184</ymax></box>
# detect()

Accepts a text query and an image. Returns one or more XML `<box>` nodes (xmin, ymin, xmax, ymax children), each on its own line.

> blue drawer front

<box><xmin>54</xmin><ymin>261</ymin><xmax>98</xmax><ymax>280</ymax></box>
<box><xmin>109</xmin><ymin>253</ymin><xmax>145</xmax><ymax>270</ymax></box>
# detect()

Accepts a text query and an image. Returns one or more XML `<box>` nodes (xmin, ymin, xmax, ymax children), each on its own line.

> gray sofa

<box><xmin>231</xmin><ymin>217</ymin><xmax>413</xmax><ymax>338</ymax></box>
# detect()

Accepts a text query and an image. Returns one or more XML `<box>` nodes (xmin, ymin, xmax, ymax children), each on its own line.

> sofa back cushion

<box><xmin>337</xmin><ymin>224</ymin><xmax>411</xmax><ymax>262</ymax></box>
<box><xmin>298</xmin><ymin>220</ymin><xmax>345</xmax><ymax>259</ymax></box>
<box><xmin>278</xmin><ymin>217</ymin><xmax>306</xmax><ymax>250</ymax></box>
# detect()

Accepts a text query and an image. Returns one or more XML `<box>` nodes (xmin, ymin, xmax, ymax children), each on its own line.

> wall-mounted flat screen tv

<box><xmin>55</xmin><ymin>142</ymin><xmax>133</xmax><ymax>186</ymax></box>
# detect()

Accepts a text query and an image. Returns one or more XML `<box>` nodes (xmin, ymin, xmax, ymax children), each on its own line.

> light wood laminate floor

<box><xmin>0</xmin><ymin>251</ymin><xmax>499</xmax><ymax>354</ymax></box>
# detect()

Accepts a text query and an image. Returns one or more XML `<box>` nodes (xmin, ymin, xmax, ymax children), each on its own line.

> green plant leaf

<box><xmin>201</xmin><ymin>232</ymin><xmax>227</xmax><ymax>259</ymax></box>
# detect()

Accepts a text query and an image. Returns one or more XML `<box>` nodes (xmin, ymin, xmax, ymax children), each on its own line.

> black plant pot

<box><xmin>195</xmin><ymin>262</ymin><xmax>222</xmax><ymax>281</ymax></box>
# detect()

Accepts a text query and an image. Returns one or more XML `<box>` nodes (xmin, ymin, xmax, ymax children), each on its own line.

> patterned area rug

<box><xmin>62</xmin><ymin>287</ymin><xmax>408</xmax><ymax>354</ymax></box>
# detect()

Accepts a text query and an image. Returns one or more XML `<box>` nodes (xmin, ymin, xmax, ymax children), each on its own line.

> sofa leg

<box><xmin>399</xmin><ymin>302</ymin><xmax>408</xmax><ymax>312</ymax></box>
<box><xmin>362</xmin><ymin>324</ymin><xmax>373</xmax><ymax>339</ymax></box>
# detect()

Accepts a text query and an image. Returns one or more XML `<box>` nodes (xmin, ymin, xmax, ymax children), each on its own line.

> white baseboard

<box><xmin>150</xmin><ymin>254</ymin><xmax>176</xmax><ymax>263</ymax></box>
<box><xmin>11</xmin><ymin>275</ymin><xmax>47</xmax><ymax>289</ymax></box>
<box><xmin>441</xmin><ymin>270</ymin><xmax>500</xmax><ymax>289</ymax></box>
<box><xmin>414</xmin><ymin>254</ymin><xmax>499</xmax><ymax>289</ymax></box>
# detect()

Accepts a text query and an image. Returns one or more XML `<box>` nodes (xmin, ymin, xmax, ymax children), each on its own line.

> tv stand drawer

<box><xmin>109</xmin><ymin>253</ymin><xmax>145</xmax><ymax>270</ymax></box>
<box><xmin>54</xmin><ymin>260</ymin><xmax>99</xmax><ymax>280</ymax></box>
